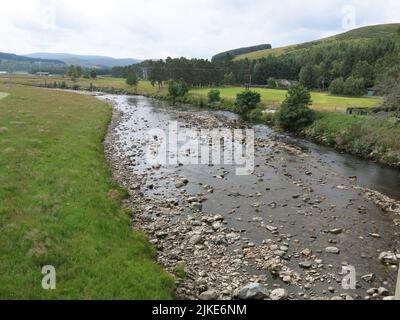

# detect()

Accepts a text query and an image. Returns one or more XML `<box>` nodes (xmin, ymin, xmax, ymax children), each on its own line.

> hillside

<box><xmin>0</xmin><ymin>52</ymin><xmax>66</xmax><ymax>73</ymax></box>
<box><xmin>212</xmin><ymin>44</ymin><xmax>272</xmax><ymax>61</ymax></box>
<box><xmin>234</xmin><ymin>23</ymin><xmax>400</xmax><ymax>60</ymax></box>
<box><xmin>26</xmin><ymin>53</ymin><xmax>141</xmax><ymax>69</ymax></box>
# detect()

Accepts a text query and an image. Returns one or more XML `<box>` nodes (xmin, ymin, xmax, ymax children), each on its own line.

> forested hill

<box><xmin>212</xmin><ymin>44</ymin><xmax>272</xmax><ymax>61</ymax></box>
<box><xmin>118</xmin><ymin>23</ymin><xmax>399</xmax><ymax>98</ymax></box>
<box><xmin>233</xmin><ymin>23</ymin><xmax>400</xmax><ymax>60</ymax></box>
<box><xmin>25</xmin><ymin>53</ymin><xmax>141</xmax><ymax>69</ymax></box>
<box><xmin>0</xmin><ymin>52</ymin><xmax>66</xmax><ymax>73</ymax></box>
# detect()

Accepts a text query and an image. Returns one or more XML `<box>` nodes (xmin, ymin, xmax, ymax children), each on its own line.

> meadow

<box><xmin>190</xmin><ymin>86</ymin><xmax>381</xmax><ymax>112</ymax></box>
<box><xmin>0</xmin><ymin>75</ymin><xmax>381</xmax><ymax>112</ymax></box>
<box><xmin>0</xmin><ymin>84</ymin><xmax>174</xmax><ymax>299</ymax></box>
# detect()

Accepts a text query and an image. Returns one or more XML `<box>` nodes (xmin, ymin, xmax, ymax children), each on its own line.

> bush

<box><xmin>168</xmin><ymin>80</ymin><xmax>189</xmax><ymax>105</ymax></box>
<box><xmin>248</xmin><ymin>108</ymin><xmax>264</xmax><ymax>122</ymax></box>
<box><xmin>268</xmin><ymin>78</ymin><xmax>277</xmax><ymax>88</ymax></box>
<box><xmin>126</xmin><ymin>72</ymin><xmax>138</xmax><ymax>88</ymax></box>
<box><xmin>59</xmin><ymin>81</ymin><xmax>67</xmax><ymax>89</ymax></box>
<box><xmin>276</xmin><ymin>84</ymin><xmax>316</xmax><ymax>132</ymax></box>
<box><xmin>235</xmin><ymin>90</ymin><xmax>261</xmax><ymax>115</ymax></box>
<box><xmin>208</xmin><ymin>89</ymin><xmax>221</xmax><ymax>103</ymax></box>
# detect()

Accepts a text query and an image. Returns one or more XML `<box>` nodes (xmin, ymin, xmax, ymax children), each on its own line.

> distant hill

<box><xmin>26</xmin><ymin>53</ymin><xmax>141</xmax><ymax>69</ymax></box>
<box><xmin>212</xmin><ymin>44</ymin><xmax>272</xmax><ymax>61</ymax></box>
<box><xmin>233</xmin><ymin>23</ymin><xmax>400</xmax><ymax>60</ymax></box>
<box><xmin>0</xmin><ymin>52</ymin><xmax>66</xmax><ymax>73</ymax></box>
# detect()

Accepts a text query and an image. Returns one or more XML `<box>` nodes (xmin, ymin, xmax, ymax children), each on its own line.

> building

<box><xmin>36</xmin><ymin>72</ymin><xmax>51</xmax><ymax>76</ymax></box>
<box><xmin>367</xmin><ymin>88</ymin><xmax>375</xmax><ymax>97</ymax></box>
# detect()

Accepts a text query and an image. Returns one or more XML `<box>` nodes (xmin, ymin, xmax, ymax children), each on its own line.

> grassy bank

<box><xmin>0</xmin><ymin>84</ymin><xmax>174</xmax><ymax>299</ymax></box>
<box><xmin>304</xmin><ymin>112</ymin><xmax>400</xmax><ymax>166</ymax></box>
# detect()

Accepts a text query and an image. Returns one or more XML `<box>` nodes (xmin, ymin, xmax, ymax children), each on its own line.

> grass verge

<box><xmin>304</xmin><ymin>112</ymin><xmax>400</xmax><ymax>166</ymax></box>
<box><xmin>0</xmin><ymin>84</ymin><xmax>174</xmax><ymax>299</ymax></box>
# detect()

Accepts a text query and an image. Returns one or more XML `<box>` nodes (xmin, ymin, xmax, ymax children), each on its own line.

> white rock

<box><xmin>270</xmin><ymin>288</ymin><xmax>288</xmax><ymax>300</ymax></box>
<box><xmin>325</xmin><ymin>247</ymin><xmax>340</xmax><ymax>254</ymax></box>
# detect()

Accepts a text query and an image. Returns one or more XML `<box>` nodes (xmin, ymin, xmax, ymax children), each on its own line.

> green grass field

<box><xmin>190</xmin><ymin>87</ymin><xmax>381</xmax><ymax>111</ymax></box>
<box><xmin>0</xmin><ymin>92</ymin><xmax>9</xmax><ymax>100</ymax></box>
<box><xmin>0</xmin><ymin>75</ymin><xmax>164</xmax><ymax>96</ymax></box>
<box><xmin>0</xmin><ymin>76</ymin><xmax>381</xmax><ymax>112</ymax></box>
<box><xmin>0</xmin><ymin>84</ymin><xmax>174</xmax><ymax>299</ymax></box>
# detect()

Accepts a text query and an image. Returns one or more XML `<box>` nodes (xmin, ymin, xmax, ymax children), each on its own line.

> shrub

<box><xmin>235</xmin><ymin>90</ymin><xmax>261</xmax><ymax>115</ymax></box>
<box><xmin>276</xmin><ymin>84</ymin><xmax>316</xmax><ymax>132</ymax></box>
<box><xmin>59</xmin><ymin>81</ymin><xmax>67</xmax><ymax>89</ymax></box>
<box><xmin>268</xmin><ymin>78</ymin><xmax>277</xmax><ymax>88</ymax></box>
<box><xmin>168</xmin><ymin>80</ymin><xmax>189</xmax><ymax>105</ymax></box>
<box><xmin>248</xmin><ymin>108</ymin><xmax>264</xmax><ymax>122</ymax></box>
<box><xmin>208</xmin><ymin>89</ymin><xmax>221</xmax><ymax>103</ymax></box>
<box><xmin>126</xmin><ymin>72</ymin><xmax>138</xmax><ymax>88</ymax></box>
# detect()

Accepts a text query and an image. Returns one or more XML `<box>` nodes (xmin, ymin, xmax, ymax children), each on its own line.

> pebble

<box><xmin>234</xmin><ymin>283</ymin><xmax>268</xmax><ymax>300</ymax></box>
<box><xmin>325</xmin><ymin>247</ymin><xmax>340</xmax><ymax>254</ymax></box>
<box><xmin>329</xmin><ymin>228</ymin><xmax>343</xmax><ymax>235</ymax></box>
<box><xmin>199</xmin><ymin>290</ymin><xmax>219</xmax><ymax>300</ymax></box>
<box><xmin>270</xmin><ymin>288</ymin><xmax>288</xmax><ymax>301</ymax></box>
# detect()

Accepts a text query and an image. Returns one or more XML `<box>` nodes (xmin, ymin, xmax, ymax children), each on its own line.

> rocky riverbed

<box><xmin>101</xmin><ymin>94</ymin><xmax>400</xmax><ymax>300</ymax></box>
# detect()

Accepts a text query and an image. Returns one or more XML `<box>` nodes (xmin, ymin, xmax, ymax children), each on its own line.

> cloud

<box><xmin>0</xmin><ymin>0</ymin><xmax>399</xmax><ymax>59</ymax></box>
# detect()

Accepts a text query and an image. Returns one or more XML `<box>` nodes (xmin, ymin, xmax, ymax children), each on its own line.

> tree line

<box><xmin>112</xmin><ymin>57</ymin><xmax>253</xmax><ymax>88</ymax></box>
<box><xmin>112</xmin><ymin>37</ymin><xmax>398</xmax><ymax>98</ymax></box>
<box><xmin>66</xmin><ymin>65</ymin><xmax>98</xmax><ymax>81</ymax></box>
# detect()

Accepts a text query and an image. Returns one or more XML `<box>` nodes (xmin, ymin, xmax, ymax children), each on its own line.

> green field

<box><xmin>0</xmin><ymin>76</ymin><xmax>381</xmax><ymax>112</ymax></box>
<box><xmin>0</xmin><ymin>75</ymin><xmax>164</xmax><ymax>95</ymax></box>
<box><xmin>191</xmin><ymin>87</ymin><xmax>381</xmax><ymax>111</ymax></box>
<box><xmin>0</xmin><ymin>92</ymin><xmax>9</xmax><ymax>100</ymax></box>
<box><xmin>0</xmin><ymin>84</ymin><xmax>174</xmax><ymax>299</ymax></box>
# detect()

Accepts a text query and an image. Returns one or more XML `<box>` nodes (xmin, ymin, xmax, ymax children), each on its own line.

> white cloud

<box><xmin>0</xmin><ymin>0</ymin><xmax>399</xmax><ymax>59</ymax></box>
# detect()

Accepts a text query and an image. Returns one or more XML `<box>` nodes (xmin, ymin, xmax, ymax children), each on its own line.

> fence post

<box><xmin>396</xmin><ymin>264</ymin><xmax>400</xmax><ymax>300</ymax></box>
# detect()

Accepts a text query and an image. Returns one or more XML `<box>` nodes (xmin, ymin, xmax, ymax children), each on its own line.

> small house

<box><xmin>367</xmin><ymin>88</ymin><xmax>375</xmax><ymax>97</ymax></box>
<box><xmin>36</xmin><ymin>72</ymin><xmax>51</xmax><ymax>76</ymax></box>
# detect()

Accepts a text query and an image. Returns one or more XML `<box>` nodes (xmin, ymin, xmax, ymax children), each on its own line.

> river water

<box><xmin>101</xmin><ymin>94</ymin><xmax>400</xmax><ymax>299</ymax></box>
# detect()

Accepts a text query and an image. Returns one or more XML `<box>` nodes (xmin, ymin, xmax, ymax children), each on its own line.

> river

<box><xmin>101</xmin><ymin>94</ymin><xmax>400</xmax><ymax>300</ymax></box>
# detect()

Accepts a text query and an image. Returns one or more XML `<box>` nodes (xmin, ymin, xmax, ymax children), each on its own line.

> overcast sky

<box><xmin>0</xmin><ymin>0</ymin><xmax>399</xmax><ymax>60</ymax></box>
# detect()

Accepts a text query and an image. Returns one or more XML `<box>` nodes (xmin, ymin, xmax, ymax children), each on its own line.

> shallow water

<box><xmin>102</xmin><ymin>94</ymin><xmax>400</xmax><ymax>298</ymax></box>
